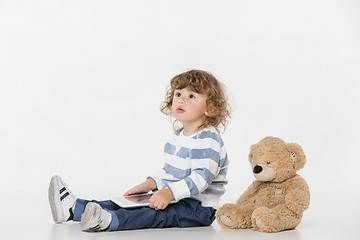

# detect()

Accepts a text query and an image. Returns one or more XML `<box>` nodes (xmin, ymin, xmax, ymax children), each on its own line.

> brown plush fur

<box><xmin>216</xmin><ymin>137</ymin><xmax>310</xmax><ymax>233</ymax></box>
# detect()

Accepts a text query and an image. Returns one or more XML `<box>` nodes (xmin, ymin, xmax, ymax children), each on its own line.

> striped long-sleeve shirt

<box><xmin>149</xmin><ymin>126</ymin><xmax>229</xmax><ymax>209</ymax></box>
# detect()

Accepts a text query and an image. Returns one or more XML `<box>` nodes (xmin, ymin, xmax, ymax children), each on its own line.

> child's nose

<box><xmin>177</xmin><ymin>97</ymin><xmax>185</xmax><ymax>103</ymax></box>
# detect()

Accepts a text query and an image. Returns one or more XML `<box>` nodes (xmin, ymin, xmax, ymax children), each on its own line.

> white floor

<box><xmin>2</xmin><ymin>193</ymin><xmax>359</xmax><ymax>240</ymax></box>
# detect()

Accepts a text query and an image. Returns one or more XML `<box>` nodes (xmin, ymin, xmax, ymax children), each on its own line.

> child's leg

<box><xmin>73</xmin><ymin>198</ymin><xmax>121</xmax><ymax>222</ymax></box>
<box><xmin>167</xmin><ymin>198</ymin><xmax>216</xmax><ymax>228</ymax></box>
<box><xmin>115</xmin><ymin>198</ymin><xmax>216</xmax><ymax>230</ymax></box>
<box><xmin>73</xmin><ymin>198</ymin><xmax>122</xmax><ymax>231</ymax></box>
<box><xmin>78</xmin><ymin>198</ymin><xmax>216</xmax><ymax>231</ymax></box>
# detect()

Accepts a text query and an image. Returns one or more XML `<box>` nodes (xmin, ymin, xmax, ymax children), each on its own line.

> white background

<box><xmin>1</xmin><ymin>0</ymin><xmax>359</xmax><ymax>239</ymax></box>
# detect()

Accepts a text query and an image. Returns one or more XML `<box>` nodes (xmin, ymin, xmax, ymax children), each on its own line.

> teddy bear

<box><xmin>216</xmin><ymin>136</ymin><xmax>310</xmax><ymax>233</ymax></box>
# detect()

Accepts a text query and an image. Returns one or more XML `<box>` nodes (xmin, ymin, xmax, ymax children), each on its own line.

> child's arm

<box><xmin>167</xmin><ymin>133</ymin><xmax>225</xmax><ymax>201</ymax></box>
<box><xmin>148</xmin><ymin>188</ymin><xmax>174</xmax><ymax>210</ymax></box>
<box><xmin>124</xmin><ymin>178</ymin><xmax>174</xmax><ymax>210</ymax></box>
<box><xmin>124</xmin><ymin>178</ymin><xmax>157</xmax><ymax>196</ymax></box>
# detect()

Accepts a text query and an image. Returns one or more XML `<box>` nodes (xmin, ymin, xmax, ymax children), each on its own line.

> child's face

<box><xmin>171</xmin><ymin>87</ymin><xmax>208</xmax><ymax>129</ymax></box>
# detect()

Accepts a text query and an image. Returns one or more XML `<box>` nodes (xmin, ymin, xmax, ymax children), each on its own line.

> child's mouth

<box><xmin>176</xmin><ymin>107</ymin><xmax>185</xmax><ymax>113</ymax></box>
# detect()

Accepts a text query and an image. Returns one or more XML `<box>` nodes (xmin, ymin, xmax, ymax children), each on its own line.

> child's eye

<box><xmin>175</xmin><ymin>93</ymin><xmax>181</xmax><ymax>97</ymax></box>
<box><xmin>189</xmin><ymin>94</ymin><xmax>196</xmax><ymax>99</ymax></box>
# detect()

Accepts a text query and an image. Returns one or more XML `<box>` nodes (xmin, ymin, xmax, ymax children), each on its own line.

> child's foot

<box><xmin>48</xmin><ymin>175</ymin><xmax>77</xmax><ymax>223</ymax></box>
<box><xmin>81</xmin><ymin>202</ymin><xmax>112</xmax><ymax>232</ymax></box>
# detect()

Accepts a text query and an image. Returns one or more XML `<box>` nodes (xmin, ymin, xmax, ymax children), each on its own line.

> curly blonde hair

<box><xmin>161</xmin><ymin>69</ymin><xmax>231</xmax><ymax>133</ymax></box>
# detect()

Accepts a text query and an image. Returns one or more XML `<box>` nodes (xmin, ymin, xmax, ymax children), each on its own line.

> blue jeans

<box><xmin>73</xmin><ymin>198</ymin><xmax>216</xmax><ymax>231</ymax></box>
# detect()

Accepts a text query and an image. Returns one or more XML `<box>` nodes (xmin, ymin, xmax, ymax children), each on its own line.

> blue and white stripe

<box><xmin>149</xmin><ymin>126</ymin><xmax>229</xmax><ymax>209</ymax></box>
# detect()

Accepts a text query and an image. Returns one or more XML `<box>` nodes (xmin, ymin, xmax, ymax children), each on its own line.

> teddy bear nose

<box><xmin>253</xmin><ymin>165</ymin><xmax>263</xmax><ymax>174</ymax></box>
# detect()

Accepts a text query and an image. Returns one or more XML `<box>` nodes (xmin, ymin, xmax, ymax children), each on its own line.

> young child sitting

<box><xmin>48</xmin><ymin>69</ymin><xmax>231</xmax><ymax>232</ymax></box>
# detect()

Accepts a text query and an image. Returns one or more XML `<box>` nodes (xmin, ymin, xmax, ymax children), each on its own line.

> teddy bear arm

<box><xmin>285</xmin><ymin>180</ymin><xmax>310</xmax><ymax>215</ymax></box>
<box><xmin>236</xmin><ymin>181</ymin><xmax>260</xmax><ymax>206</ymax></box>
<box><xmin>236</xmin><ymin>192</ymin><xmax>256</xmax><ymax>206</ymax></box>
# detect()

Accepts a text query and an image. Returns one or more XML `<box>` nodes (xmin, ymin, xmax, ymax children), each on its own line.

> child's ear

<box><xmin>205</xmin><ymin>105</ymin><xmax>217</xmax><ymax>117</ymax></box>
<box><xmin>205</xmin><ymin>111</ymin><xmax>215</xmax><ymax>117</ymax></box>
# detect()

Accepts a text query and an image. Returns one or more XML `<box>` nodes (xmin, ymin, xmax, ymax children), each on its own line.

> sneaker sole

<box><xmin>81</xmin><ymin>203</ymin><xmax>98</xmax><ymax>231</ymax></box>
<box><xmin>48</xmin><ymin>175</ymin><xmax>64</xmax><ymax>223</ymax></box>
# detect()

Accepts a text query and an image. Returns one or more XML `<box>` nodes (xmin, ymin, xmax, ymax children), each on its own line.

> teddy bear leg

<box><xmin>215</xmin><ymin>204</ymin><xmax>252</xmax><ymax>229</ymax></box>
<box><xmin>274</xmin><ymin>204</ymin><xmax>302</xmax><ymax>230</ymax></box>
<box><xmin>251</xmin><ymin>205</ymin><xmax>302</xmax><ymax>233</ymax></box>
<box><xmin>251</xmin><ymin>207</ymin><xmax>281</xmax><ymax>233</ymax></box>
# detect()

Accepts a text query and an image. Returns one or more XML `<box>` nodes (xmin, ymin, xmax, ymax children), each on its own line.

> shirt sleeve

<box><xmin>167</xmin><ymin>134</ymin><xmax>222</xmax><ymax>201</ymax></box>
<box><xmin>148</xmin><ymin>168</ymin><xmax>167</xmax><ymax>190</ymax></box>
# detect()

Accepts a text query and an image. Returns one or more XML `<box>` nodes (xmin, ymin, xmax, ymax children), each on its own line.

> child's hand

<box><xmin>149</xmin><ymin>188</ymin><xmax>174</xmax><ymax>210</ymax></box>
<box><xmin>124</xmin><ymin>178</ymin><xmax>156</xmax><ymax>196</ymax></box>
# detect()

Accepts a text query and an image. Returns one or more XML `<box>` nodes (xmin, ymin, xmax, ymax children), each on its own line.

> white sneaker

<box><xmin>81</xmin><ymin>202</ymin><xmax>112</xmax><ymax>232</ymax></box>
<box><xmin>48</xmin><ymin>175</ymin><xmax>77</xmax><ymax>223</ymax></box>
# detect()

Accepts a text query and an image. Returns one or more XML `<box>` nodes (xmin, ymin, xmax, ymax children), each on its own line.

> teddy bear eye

<box><xmin>267</xmin><ymin>161</ymin><xmax>271</xmax><ymax>165</ymax></box>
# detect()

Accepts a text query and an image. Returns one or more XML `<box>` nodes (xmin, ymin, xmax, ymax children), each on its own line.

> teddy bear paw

<box><xmin>216</xmin><ymin>204</ymin><xmax>246</xmax><ymax>229</ymax></box>
<box><xmin>219</xmin><ymin>214</ymin><xmax>236</xmax><ymax>228</ymax></box>
<box><xmin>254</xmin><ymin>218</ymin><xmax>265</xmax><ymax>230</ymax></box>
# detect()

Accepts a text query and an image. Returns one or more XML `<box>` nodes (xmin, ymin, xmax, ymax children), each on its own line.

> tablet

<box><xmin>112</xmin><ymin>193</ymin><xmax>177</xmax><ymax>209</ymax></box>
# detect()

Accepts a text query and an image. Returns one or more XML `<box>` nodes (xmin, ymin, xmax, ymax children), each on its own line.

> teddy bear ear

<box><xmin>286</xmin><ymin>142</ymin><xmax>306</xmax><ymax>171</ymax></box>
<box><xmin>248</xmin><ymin>144</ymin><xmax>255</xmax><ymax>163</ymax></box>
